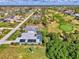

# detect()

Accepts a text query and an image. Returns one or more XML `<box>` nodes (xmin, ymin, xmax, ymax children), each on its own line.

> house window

<box><xmin>28</xmin><ymin>39</ymin><xmax>36</xmax><ymax>42</ymax></box>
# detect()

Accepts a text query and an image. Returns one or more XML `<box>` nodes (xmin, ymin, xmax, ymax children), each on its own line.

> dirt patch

<box><xmin>0</xmin><ymin>47</ymin><xmax>19</xmax><ymax>59</ymax></box>
<box><xmin>48</xmin><ymin>21</ymin><xmax>61</xmax><ymax>33</ymax></box>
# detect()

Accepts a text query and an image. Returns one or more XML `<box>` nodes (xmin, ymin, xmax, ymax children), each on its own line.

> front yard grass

<box><xmin>0</xmin><ymin>45</ymin><xmax>9</xmax><ymax>52</ymax></box>
<box><xmin>8</xmin><ymin>30</ymin><xmax>21</xmax><ymax>40</ymax></box>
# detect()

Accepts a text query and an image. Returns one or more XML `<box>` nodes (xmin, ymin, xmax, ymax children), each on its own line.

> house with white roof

<box><xmin>14</xmin><ymin>26</ymin><xmax>42</xmax><ymax>45</ymax></box>
<box><xmin>74</xmin><ymin>13</ymin><xmax>79</xmax><ymax>20</ymax></box>
<box><xmin>64</xmin><ymin>10</ymin><xmax>75</xmax><ymax>15</ymax></box>
<box><xmin>4</xmin><ymin>15</ymin><xmax>22</xmax><ymax>23</ymax></box>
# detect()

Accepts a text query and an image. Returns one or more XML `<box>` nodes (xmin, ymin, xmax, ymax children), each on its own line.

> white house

<box><xmin>14</xmin><ymin>26</ymin><xmax>42</xmax><ymax>45</ymax></box>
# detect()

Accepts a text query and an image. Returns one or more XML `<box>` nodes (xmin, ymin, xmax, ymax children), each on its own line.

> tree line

<box><xmin>46</xmin><ymin>32</ymin><xmax>79</xmax><ymax>59</ymax></box>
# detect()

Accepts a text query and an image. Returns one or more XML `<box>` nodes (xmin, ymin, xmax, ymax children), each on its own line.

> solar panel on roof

<box><xmin>20</xmin><ymin>39</ymin><xmax>25</xmax><ymax>42</ymax></box>
<box><xmin>28</xmin><ymin>39</ymin><xmax>36</xmax><ymax>42</ymax></box>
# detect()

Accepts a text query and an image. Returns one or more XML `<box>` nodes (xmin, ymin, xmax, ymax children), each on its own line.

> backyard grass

<box><xmin>0</xmin><ymin>45</ymin><xmax>48</xmax><ymax>59</ymax></box>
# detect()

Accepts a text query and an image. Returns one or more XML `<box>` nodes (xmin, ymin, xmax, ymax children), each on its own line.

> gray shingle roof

<box><xmin>24</xmin><ymin>26</ymin><xmax>38</xmax><ymax>31</ymax></box>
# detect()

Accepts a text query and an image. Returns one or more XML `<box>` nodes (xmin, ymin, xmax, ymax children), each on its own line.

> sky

<box><xmin>0</xmin><ymin>0</ymin><xmax>79</xmax><ymax>6</ymax></box>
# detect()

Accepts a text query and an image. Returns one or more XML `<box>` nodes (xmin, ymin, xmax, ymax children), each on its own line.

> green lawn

<box><xmin>2</xmin><ymin>29</ymin><xmax>11</xmax><ymax>34</ymax></box>
<box><xmin>0</xmin><ymin>45</ymin><xmax>48</xmax><ymax>59</ymax></box>
<box><xmin>0</xmin><ymin>30</ymin><xmax>10</xmax><ymax>39</ymax></box>
<box><xmin>0</xmin><ymin>22</ymin><xmax>18</xmax><ymax>28</ymax></box>
<box><xmin>53</xmin><ymin>14</ymin><xmax>64</xmax><ymax>22</ymax></box>
<box><xmin>59</xmin><ymin>23</ymin><xmax>74</xmax><ymax>32</ymax></box>
<box><xmin>0</xmin><ymin>35</ymin><xmax>3</xmax><ymax>39</ymax></box>
<box><xmin>52</xmin><ymin>11</ymin><xmax>75</xmax><ymax>32</ymax></box>
<box><xmin>8</xmin><ymin>30</ymin><xmax>21</xmax><ymax>40</ymax></box>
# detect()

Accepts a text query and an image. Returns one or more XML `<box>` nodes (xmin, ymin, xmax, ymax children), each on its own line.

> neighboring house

<box><xmin>14</xmin><ymin>15</ymin><xmax>22</xmax><ymax>22</ymax></box>
<box><xmin>4</xmin><ymin>18</ymin><xmax>14</xmax><ymax>23</ymax></box>
<box><xmin>14</xmin><ymin>26</ymin><xmax>42</xmax><ymax>45</ymax></box>
<box><xmin>74</xmin><ymin>13</ymin><xmax>79</xmax><ymax>20</ymax></box>
<box><xmin>4</xmin><ymin>16</ymin><xmax>15</xmax><ymax>23</ymax></box>
<box><xmin>31</xmin><ymin>14</ymin><xmax>41</xmax><ymax>20</ymax></box>
<box><xmin>64</xmin><ymin>10</ymin><xmax>75</xmax><ymax>15</ymax></box>
<box><xmin>0</xmin><ymin>19</ymin><xmax>5</xmax><ymax>22</ymax></box>
<box><xmin>4</xmin><ymin>15</ymin><xmax>22</xmax><ymax>23</ymax></box>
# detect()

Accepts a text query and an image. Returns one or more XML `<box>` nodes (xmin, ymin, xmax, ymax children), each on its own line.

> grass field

<box><xmin>0</xmin><ymin>45</ymin><xmax>48</xmax><ymax>59</ymax></box>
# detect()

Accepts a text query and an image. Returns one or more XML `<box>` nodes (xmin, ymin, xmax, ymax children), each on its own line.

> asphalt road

<box><xmin>0</xmin><ymin>11</ymin><xmax>35</xmax><ymax>44</ymax></box>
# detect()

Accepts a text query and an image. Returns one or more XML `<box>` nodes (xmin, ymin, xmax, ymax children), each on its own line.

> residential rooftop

<box><xmin>14</xmin><ymin>26</ymin><xmax>42</xmax><ymax>44</ymax></box>
<box><xmin>24</xmin><ymin>26</ymin><xmax>38</xmax><ymax>31</ymax></box>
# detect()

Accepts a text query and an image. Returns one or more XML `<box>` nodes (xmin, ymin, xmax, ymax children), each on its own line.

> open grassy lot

<box><xmin>0</xmin><ymin>29</ymin><xmax>11</xmax><ymax>39</ymax></box>
<box><xmin>53</xmin><ymin>14</ymin><xmax>64</xmax><ymax>22</ymax></box>
<box><xmin>46</xmin><ymin>9</ymin><xmax>76</xmax><ymax>33</ymax></box>
<box><xmin>59</xmin><ymin>23</ymin><xmax>74</xmax><ymax>32</ymax></box>
<box><xmin>0</xmin><ymin>45</ymin><xmax>48</xmax><ymax>59</ymax></box>
<box><xmin>0</xmin><ymin>22</ymin><xmax>19</xmax><ymax>28</ymax></box>
<box><xmin>48</xmin><ymin>21</ymin><xmax>61</xmax><ymax>33</ymax></box>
